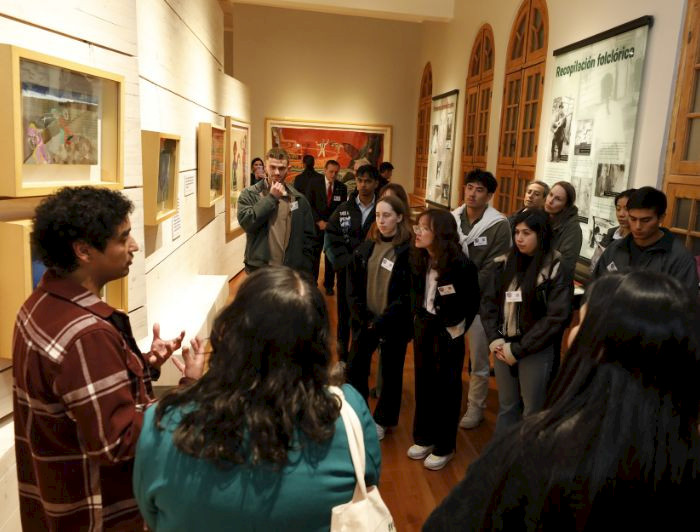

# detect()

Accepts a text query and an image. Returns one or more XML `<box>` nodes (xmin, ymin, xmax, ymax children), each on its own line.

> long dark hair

<box><xmin>470</xmin><ymin>271</ymin><xmax>700</xmax><ymax>528</ymax></box>
<box><xmin>534</xmin><ymin>270</ymin><xmax>700</xmax><ymax>496</ymax></box>
<box><xmin>410</xmin><ymin>209</ymin><xmax>463</xmax><ymax>275</ymax></box>
<box><xmin>503</xmin><ymin>209</ymin><xmax>552</xmax><ymax>300</ymax></box>
<box><xmin>155</xmin><ymin>267</ymin><xmax>339</xmax><ymax>469</ymax></box>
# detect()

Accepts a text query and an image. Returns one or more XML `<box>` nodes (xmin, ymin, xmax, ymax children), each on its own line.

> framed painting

<box><xmin>425</xmin><ymin>89</ymin><xmax>459</xmax><ymax>208</ymax></box>
<box><xmin>225</xmin><ymin>117</ymin><xmax>249</xmax><ymax>237</ymax></box>
<box><xmin>265</xmin><ymin>118</ymin><xmax>392</xmax><ymax>181</ymax></box>
<box><xmin>197</xmin><ymin>122</ymin><xmax>226</xmax><ymax>208</ymax></box>
<box><xmin>141</xmin><ymin>131</ymin><xmax>180</xmax><ymax>225</ymax></box>
<box><xmin>0</xmin><ymin>219</ymin><xmax>126</xmax><ymax>359</ymax></box>
<box><xmin>0</xmin><ymin>44</ymin><xmax>124</xmax><ymax>197</ymax></box>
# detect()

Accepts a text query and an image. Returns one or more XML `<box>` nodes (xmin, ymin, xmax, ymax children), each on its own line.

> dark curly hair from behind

<box><xmin>155</xmin><ymin>266</ymin><xmax>340</xmax><ymax>469</ymax></box>
<box><xmin>31</xmin><ymin>186</ymin><xmax>134</xmax><ymax>273</ymax></box>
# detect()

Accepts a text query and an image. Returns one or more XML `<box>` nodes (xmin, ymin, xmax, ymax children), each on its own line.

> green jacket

<box><xmin>237</xmin><ymin>180</ymin><xmax>316</xmax><ymax>274</ymax></box>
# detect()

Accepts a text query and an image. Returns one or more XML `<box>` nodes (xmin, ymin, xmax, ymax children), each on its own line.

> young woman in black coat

<box><xmin>346</xmin><ymin>195</ymin><xmax>413</xmax><ymax>441</ymax></box>
<box><xmin>408</xmin><ymin>209</ymin><xmax>480</xmax><ymax>470</ymax></box>
<box><xmin>481</xmin><ymin>209</ymin><xmax>573</xmax><ymax>434</ymax></box>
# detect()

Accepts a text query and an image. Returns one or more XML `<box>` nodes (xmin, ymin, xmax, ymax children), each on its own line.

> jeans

<box><xmin>466</xmin><ymin>315</ymin><xmax>490</xmax><ymax>411</ymax></box>
<box><xmin>413</xmin><ymin>312</ymin><xmax>466</xmax><ymax>456</ymax></box>
<box><xmin>494</xmin><ymin>344</ymin><xmax>554</xmax><ymax>434</ymax></box>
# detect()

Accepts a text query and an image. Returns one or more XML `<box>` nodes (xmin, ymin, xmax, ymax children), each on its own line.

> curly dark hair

<box><xmin>411</xmin><ymin>209</ymin><xmax>464</xmax><ymax>275</ymax></box>
<box><xmin>155</xmin><ymin>267</ymin><xmax>340</xmax><ymax>469</ymax></box>
<box><xmin>31</xmin><ymin>186</ymin><xmax>133</xmax><ymax>273</ymax></box>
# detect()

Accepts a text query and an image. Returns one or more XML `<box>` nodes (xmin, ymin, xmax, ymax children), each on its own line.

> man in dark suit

<box><xmin>308</xmin><ymin>159</ymin><xmax>348</xmax><ymax>293</ymax></box>
<box><xmin>293</xmin><ymin>154</ymin><xmax>323</xmax><ymax>198</ymax></box>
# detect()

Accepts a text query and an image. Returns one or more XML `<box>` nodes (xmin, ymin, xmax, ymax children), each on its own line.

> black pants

<box><xmin>312</xmin><ymin>232</ymin><xmax>323</xmax><ymax>284</ymax></box>
<box><xmin>323</xmin><ymin>254</ymin><xmax>335</xmax><ymax>290</ymax></box>
<box><xmin>413</xmin><ymin>311</ymin><xmax>466</xmax><ymax>456</ymax></box>
<box><xmin>347</xmin><ymin>326</ymin><xmax>408</xmax><ymax>427</ymax></box>
<box><xmin>336</xmin><ymin>269</ymin><xmax>350</xmax><ymax>361</ymax></box>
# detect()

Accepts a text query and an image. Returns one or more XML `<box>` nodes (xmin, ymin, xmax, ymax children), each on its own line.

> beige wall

<box><xmin>231</xmin><ymin>3</ymin><xmax>422</xmax><ymax>191</ymax></box>
<box><xmin>413</xmin><ymin>0</ymin><xmax>686</xmax><ymax>207</ymax></box>
<box><xmin>0</xmin><ymin>1</ymin><xmax>250</xmax><ymax>527</ymax></box>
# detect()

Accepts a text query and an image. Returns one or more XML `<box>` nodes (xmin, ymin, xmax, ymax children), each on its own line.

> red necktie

<box><xmin>327</xmin><ymin>182</ymin><xmax>332</xmax><ymax>207</ymax></box>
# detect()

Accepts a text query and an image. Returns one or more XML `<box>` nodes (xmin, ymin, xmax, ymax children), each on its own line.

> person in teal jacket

<box><xmin>133</xmin><ymin>267</ymin><xmax>381</xmax><ymax>532</ymax></box>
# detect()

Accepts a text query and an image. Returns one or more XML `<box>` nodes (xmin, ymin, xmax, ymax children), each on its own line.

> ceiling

<box><xmin>226</xmin><ymin>0</ymin><xmax>454</xmax><ymax>23</ymax></box>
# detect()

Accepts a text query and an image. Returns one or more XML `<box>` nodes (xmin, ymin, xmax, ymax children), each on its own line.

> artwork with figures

<box><xmin>158</xmin><ymin>138</ymin><xmax>177</xmax><ymax>207</ymax></box>
<box><xmin>543</xmin><ymin>18</ymin><xmax>651</xmax><ymax>261</ymax></box>
<box><xmin>266</xmin><ymin>119</ymin><xmax>391</xmax><ymax>181</ymax></box>
<box><xmin>21</xmin><ymin>58</ymin><xmax>100</xmax><ymax>165</ymax></box>
<box><xmin>226</xmin><ymin>118</ymin><xmax>250</xmax><ymax>234</ymax></box>
<box><xmin>425</xmin><ymin>90</ymin><xmax>459</xmax><ymax>208</ymax></box>
<box><xmin>210</xmin><ymin>127</ymin><xmax>225</xmax><ymax>202</ymax></box>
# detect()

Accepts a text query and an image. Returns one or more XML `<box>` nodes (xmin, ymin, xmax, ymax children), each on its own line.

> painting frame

<box><xmin>141</xmin><ymin>131</ymin><xmax>180</xmax><ymax>226</ymax></box>
<box><xmin>197</xmin><ymin>122</ymin><xmax>226</xmax><ymax>208</ymax></box>
<box><xmin>0</xmin><ymin>219</ymin><xmax>126</xmax><ymax>360</ymax></box>
<box><xmin>225</xmin><ymin>116</ymin><xmax>250</xmax><ymax>238</ymax></box>
<box><xmin>265</xmin><ymin>118</ymin><xmax>392</xmax><ymax>181</ymax></box>
<box><xmin>0</xmin><ymin>44</ymin><xmax>124</xmax><ymax>197</ymax></box>
<box><xmin>425</xmin><ymin>89</ymin><xmax>460</xmax><ymax>209</ymax></box>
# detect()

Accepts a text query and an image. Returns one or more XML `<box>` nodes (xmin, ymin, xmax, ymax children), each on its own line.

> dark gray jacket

<box><xmin>592</xmin><ymin>229</ymin><xmax>699</xmax><ymax>295</ymax></box>
<box><xmin>237</xmin><ymin>180</ymin><xmax>316</xmax><ymax>274</ymax></box>
<box><xmin>550</xmin><ymin>207</ymin><xmax>583</xmax><ymax>276</ymax></box>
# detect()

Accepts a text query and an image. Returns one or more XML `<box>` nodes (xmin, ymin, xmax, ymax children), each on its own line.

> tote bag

<box><xmin>328</xmin><ymin>386</ymin><xmax>395</xmax><ymax>532</ymax></box>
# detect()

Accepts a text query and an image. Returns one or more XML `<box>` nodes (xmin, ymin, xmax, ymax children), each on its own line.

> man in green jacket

<box><xmin>237</xmin><ymin>148</ymin><xmax>316</xmax><ymax>275</ymax></box>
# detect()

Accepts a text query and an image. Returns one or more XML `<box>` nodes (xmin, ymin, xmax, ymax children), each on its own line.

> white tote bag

<box><xmin>329</xmin><ymin>386</ymin><xmax>395</xmax><ymax>532</ymax></box>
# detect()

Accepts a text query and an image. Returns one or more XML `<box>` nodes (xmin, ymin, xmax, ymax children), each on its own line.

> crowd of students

<box><xmin>10</xmin><ymin>146</ymin><xmax>699</xmax><ymax>531</ymax></box>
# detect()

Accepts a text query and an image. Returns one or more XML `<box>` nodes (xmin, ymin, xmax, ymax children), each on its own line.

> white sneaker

<box><xmin>459</xmin><ymin>408</ymin><xmax>484</xmax><ymax>429</ymax></box>
<box><xmin>424</xmin><ymin>452</ymin><xmax>455</xmax><ymax>471</ymax></box>
<box><xmin>407</xmin><ymin>444</ymin><xmax>435</xmax><ymax>460</ymax></box>
<box><xmin>375</xmin><ymin>422</ymin><xmax>386</xmax><ymax>441</ymax></box>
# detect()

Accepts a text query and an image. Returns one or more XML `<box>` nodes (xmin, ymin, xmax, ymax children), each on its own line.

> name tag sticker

<box><xmin>381</xmin><ymin>258</ymin><xmax>394</xmax><ymax>272</ymax></box>
<box><xmin>290</xmin><ymin>201</ymin><xmax>299</xmax><ymax>211</ymax></box>
<box><xmin>474</xmin><ymin>236</ymin><xmax>488</xmax><ymax>246</ymax></box>
<box><xmin>505</xmin><ymin>290</ymin><xmax>522</xmax><ymax>303</ymax></box>
<box><xmin>333</xmin><ymin>195</ymin><xmax>341</xmax><ymax>201</ymax></box>
<box><xmin>607</xmin><ymin>261</ymin><xmax>617</xmax><ymax>272</ymax></box>
<box><xmin>438</xmin><ymin>284</ymin><xmax>456</xmax><ymax>296</ymax></box>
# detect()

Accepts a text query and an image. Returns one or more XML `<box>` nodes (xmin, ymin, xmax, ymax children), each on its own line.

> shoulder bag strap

<box><xmin>328</xmin><ymin>386</ymin><xmax>368</xmax><ymax>501</ymax></box>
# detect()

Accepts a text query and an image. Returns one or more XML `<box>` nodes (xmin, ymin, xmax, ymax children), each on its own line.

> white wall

<box><xmin>412</xmin><ymin>0</ymin><xmax>686</xmax><ymax>207</ymax></box>
<box><xmin>231</xmin><ymin>3</ymin><xmax>422</xmax><ymax>191</ymax></box>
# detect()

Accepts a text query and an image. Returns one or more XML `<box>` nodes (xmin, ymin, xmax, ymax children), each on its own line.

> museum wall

<box><xmin>231</xmin><ymin>3</ymin><xmax>422</xmax><ymax>191</ymax></box>
<box><xmin>0</xmin><ymin>2</ymin><xmax>249</xmax><ymax>527</ymax></box>
<box><xmin>411</xmin><ymin>0</ymin><xmax>686</xmax><ymax>207</ymax></box>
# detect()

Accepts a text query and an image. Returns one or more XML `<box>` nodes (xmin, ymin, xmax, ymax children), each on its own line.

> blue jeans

<box><xmin>494</xmin><ymin>344</ymin><xmax>554</xmax><ymax>434</ymax></box>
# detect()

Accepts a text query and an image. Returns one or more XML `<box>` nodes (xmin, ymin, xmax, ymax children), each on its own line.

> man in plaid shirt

<box><xmin>13</xmin><ymin>187</ymin><xmax>204</xmax><ymax>531</ymax></box>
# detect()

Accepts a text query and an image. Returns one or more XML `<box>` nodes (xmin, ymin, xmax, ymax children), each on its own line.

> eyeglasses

<box><xmin>413</xmin><ymin>225</ymin><xmax>432</xmax><ymax>234</ymax></box>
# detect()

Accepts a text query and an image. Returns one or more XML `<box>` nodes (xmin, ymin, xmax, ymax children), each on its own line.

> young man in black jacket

<box><xmin>592</xmin><ymin>187</ymin><xmax>698</xmax><ymax>295</ymax></box>
<box><xmin>307</xmin><ymin>160</ymin><xmax>348</xmax><ymax>293</ymax></box>
<box><xmin>324</xmin><ymin>165</ymin><xmax>380</xmax><ymax>360</ymax></box>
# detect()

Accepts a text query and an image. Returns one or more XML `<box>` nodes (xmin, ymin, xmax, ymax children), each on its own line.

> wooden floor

<box><xmin>228</xmin><ymin>268</ymin><xmax>498</xmax><ymax>531</ymax></box>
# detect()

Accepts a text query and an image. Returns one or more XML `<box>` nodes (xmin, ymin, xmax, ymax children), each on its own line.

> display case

<box><xmin>225</xmin><ymin>117</ymin><xmax>250</xmax><ymax>236</ymax></box>
<box><xmin>0</xmin><ymin>44</ymin><xmax>124</xmax><ymax>197</ymax></box>
<box><xmin>141</xmin><ymin>131</ymin><xmax>180</xmax><ymax>225</ymax></box>
<box><xmin>0</xmin><ymin>219</ymin><xmax>127</xmax><ymax>359</ymax></box>
<box><xmin>197</xmin><ymin>122</ymin><xmax>226</xmax><ymax>208</ymax></box>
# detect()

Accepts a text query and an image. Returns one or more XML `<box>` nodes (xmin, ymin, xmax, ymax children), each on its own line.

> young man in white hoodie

<box><xmin>452</xmin><ymin>169</ymin><xmax>512</xmax><ymax>429</ymax></box>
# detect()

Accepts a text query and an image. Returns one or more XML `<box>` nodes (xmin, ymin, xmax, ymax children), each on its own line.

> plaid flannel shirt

<box><xmin>13</xmin><ymin>271</ymin><xmax>155</xmax><ymax>531</ymax></box>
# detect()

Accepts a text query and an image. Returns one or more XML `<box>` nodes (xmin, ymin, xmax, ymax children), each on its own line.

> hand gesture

<box><xmin>172</xmin><ymin>337</ymin><xmax>206</xmax><ymax>380</ymax></box>
<box><xmin>269</xmin><ymin>182</ymin><xmax>285</xmax><ymax>199</ymax></box>
<box><xmin>148</xmin><ymin>323</ymin><xmax>185</xmax><ymax>369</ymax></box>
